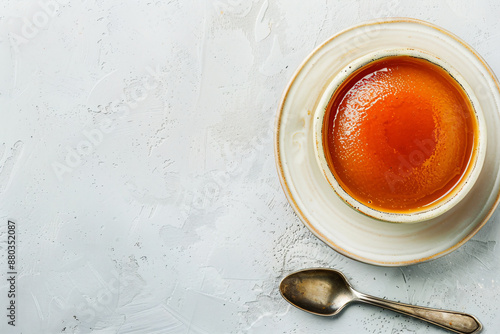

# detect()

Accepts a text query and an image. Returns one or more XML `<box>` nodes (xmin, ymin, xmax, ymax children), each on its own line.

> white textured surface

<box><xmin>0</xmin><ymin>0</ymin><xmax>499</xmax><ymax>333</ymax></box>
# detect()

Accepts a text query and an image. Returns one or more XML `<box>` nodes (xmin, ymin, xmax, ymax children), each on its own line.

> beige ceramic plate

<box><xmin>275</xmin><ymin>18</ymin><xmax>500</xmax><ymax>266</ymax></box>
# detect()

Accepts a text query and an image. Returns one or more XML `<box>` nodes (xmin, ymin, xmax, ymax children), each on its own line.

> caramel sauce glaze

<box><xmin>323</xmin><ymin>56</ymin><xmax>477</xmax><ymax>212</ymax></box>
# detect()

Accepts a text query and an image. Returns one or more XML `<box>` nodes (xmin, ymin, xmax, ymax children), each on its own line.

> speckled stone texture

<box><xmin>0</xmin><ymin>0</ymin><xmax>499</xmax><ymax>333</ymax></box>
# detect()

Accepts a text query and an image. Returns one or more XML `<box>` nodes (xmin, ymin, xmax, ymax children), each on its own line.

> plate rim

<box><xmin>274</xmin><ymin>17</ymin><xmax>500</xmax><ymax>266</ymax></box>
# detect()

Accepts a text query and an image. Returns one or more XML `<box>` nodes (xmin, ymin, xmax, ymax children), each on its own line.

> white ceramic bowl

<box><xmin>275</xmin><ymin>18</ymin><xmax>500</xmax><ymax>265</ymax></box>
<box><xmin>313</xmin><ymin>48</ymin><xmax>487</xmax><ymax>223</ymax></box>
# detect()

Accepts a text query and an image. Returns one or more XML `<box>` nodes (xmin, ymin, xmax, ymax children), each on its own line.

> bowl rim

<box><xmin>312</xmin><ymin>48</ymin><xmax>488</xmax><ymax>223</ymax></box>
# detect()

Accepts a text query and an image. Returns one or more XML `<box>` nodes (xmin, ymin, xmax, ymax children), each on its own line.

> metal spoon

<box><xmin>280</xmin><ymin>268</ymin><xmax>482</xmax><ymax>334</ymax></box>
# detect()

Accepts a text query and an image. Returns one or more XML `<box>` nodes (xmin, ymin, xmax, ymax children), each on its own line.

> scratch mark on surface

<box><xmin>85</xmin><ymin>70</ymin><xmax>117</xmax><ymax>105</ymax></box>
<box><xmin>148</xmin><ymin>118</ymin><xmax>169</xmax><ymax>157</ymax></box>
<box><xmin>255</xmin><ymin>0</ymin><xmax>271</xmax><ymax>42</ymax></box>
<box><xmin>163</xmin><ymin>304</ymin><xmax>210</xmax><ymax>334</ymax></box>
<box><xmin>470</xmin><ymin>252</ymin><xmax>491</xmax><ymax>270</ymax></box>
<box><xmin>399</xmin><ymin>267</ymin><xmax>407</xmax><ymax>284</ymax></box>
<box><xmin>0</xmin><ymin>141</ymin><xmax>24</xmax><ymax>193</ymax></box>
<box><xmin>194</xmin><ymin>1</ymin><xmax>209</xmax><ymax>109</ymax></box>
<box><xmin>31</xmin><ymin>292</ymin><xmax>45</xmax><ymax>321</ymax></box>
<box><xmin>148</xmin><ymin>205</ymin><xmax>157</xmax><ymax>219</ymax></box>
<box><xmin>313</xmin><ymin>0</ymin><xmax>329</xmax><ymax>47</ymax></box>
<box><xmin>128</xmin><ymin>205</ymin><xmax>145</xmax><ymax>236</ymax></box>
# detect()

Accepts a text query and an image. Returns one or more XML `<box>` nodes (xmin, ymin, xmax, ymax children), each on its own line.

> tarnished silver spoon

<box><xmin>280</xmin><ymin>268</ymin><xmax>482</xmax><ymax>334</ymax></box>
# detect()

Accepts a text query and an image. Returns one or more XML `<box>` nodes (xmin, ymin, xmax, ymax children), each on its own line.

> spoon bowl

<box><xmin>280</xmin><ymin>268</ymin><xmax>482</xmax><ymax>334</ymax></box>
<box><xmin>280</xmin><ymin>268</ymin><xmax>355</xmax><ymax>316</ymax></box>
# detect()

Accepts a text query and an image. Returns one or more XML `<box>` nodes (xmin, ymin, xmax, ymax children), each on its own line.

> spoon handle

<box><xmin>356</xmin><ymin>292</ymin><xmax>482</xmax><ymax>334</ymax></box>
